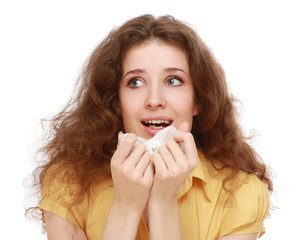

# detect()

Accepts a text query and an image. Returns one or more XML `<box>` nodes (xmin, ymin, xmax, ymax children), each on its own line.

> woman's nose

<box><xmin>144</xmin><ymin>84</ymin><xmax>166</xmax><ymax>110</ymax></box>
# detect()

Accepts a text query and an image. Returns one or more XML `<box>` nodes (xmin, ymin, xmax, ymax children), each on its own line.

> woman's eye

<box><xmin>166</xmin><ymin>76</ymin><xmax>182</xmax><ymax>86</ymax></box>
<box><xmin>128</xmin><ymin>78</ymin><xmax>144</xmax><ymax>88</ymax></box>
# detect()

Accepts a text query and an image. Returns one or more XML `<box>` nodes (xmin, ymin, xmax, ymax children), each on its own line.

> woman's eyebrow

<box><xmin>122</xmin><ymin>69</ymin><xmax>145</xmax><ymax>79</ymax></box>
<box><xmin>164</xmin><ymin>67</ymin><xmax>189</xmax><ymax>76</ymax></box>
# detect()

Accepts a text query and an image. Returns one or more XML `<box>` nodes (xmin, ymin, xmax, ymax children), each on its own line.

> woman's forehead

<box><xmin>121</xmin><ymin>40</ymin><xmax>189</xmax><ymax>74</ymax></box>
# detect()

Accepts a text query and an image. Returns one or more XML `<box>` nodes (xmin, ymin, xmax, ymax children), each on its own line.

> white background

<box><xmin>1</xmin><ymin>0</ymin><xmax>306</xmax><ymax>239</ymax></box>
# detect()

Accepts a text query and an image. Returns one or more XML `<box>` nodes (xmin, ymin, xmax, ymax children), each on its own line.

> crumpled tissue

<box><xmin>121</xmin><ymin>126</ymin><xmax>179</xmax><ymax>155</ymax></box>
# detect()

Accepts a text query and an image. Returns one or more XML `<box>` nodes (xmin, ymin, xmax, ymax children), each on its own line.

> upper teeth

<box><xmin>145</xmin><ymin>120</ymin><xmax>171</xmax><ymax>124</ymax></box>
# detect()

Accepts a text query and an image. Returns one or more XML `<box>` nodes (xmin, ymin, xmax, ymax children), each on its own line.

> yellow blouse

<box><xmin>40</xmin><ymin>156</ymin><xmax>270</xmax><ymax>240</ymax></box>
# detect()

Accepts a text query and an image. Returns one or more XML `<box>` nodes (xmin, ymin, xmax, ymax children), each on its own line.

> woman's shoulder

<box><xmin>198</xmin><ymin>155</ymin><xmax>270</xmax><ymax>204</ymax></box>
<box><xmin>218</xmin><ymin>170</ymin><xmax>270</xmax><ymax>237</ymax></box>
<box><xmin>41</xmin><ymin>162</ymin><xmax>113</xmax><ymax>199</ymax></box>
<box><xmin>40</xmin><ymin>163</ymin><xmax>113</xmax><ymax>229</ymax></box>
<box><xmin>197</xmin><ymin>156</ymin><xmax>270</xmax><ymax>237</ymax></box>
<box><xmin>40</xmin><ymin>163</ymin><xmax>81</xmax><ymax>207</ymax></box>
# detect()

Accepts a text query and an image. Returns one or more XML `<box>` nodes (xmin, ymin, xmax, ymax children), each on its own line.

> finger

<box><xmin>117</xmin><ymin>131</ymin><xmax>125</xmax><ymax>148</ymax></box>
<box><xmin>158</xmin><ymin>145</ymin><xmax>176</xmax><ymax>170</ymax></box>
<box><xmin>172</xmin><ymin>132</ymin><xmax>198</xmax><ymax>165</ymax></box>
<box><xmin>124</xmin><ymin>142</ymin><xmax>146</xmax><ymax>168</ymax></box>
<box><xmin>165</xmin><ymin>139</ymin><xmax>187</xmax><ymax>166</ymax></box>
<box><xmin>134</xmin><ymin>151</ymin><xmax>151</xmax><ymax>173</ymax></box>
<box><xmin>152</xmin><ymin>153</ymin><xmax>168</xmax><ymax>174</ymax></box>
<box><xmin>112</xmin><ymin>133</ymin><xmax>137</xmax><ymax>164</ymax></box>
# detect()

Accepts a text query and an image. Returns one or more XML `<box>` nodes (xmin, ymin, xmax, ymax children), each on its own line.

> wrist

<box><xmin>112</xmin><ymin>198</ymin><xmax>144</xmax><ymax>219</ymax></box>
<box><xmin>147</xmin><ymin>198</ymin><xmax>182</xmax><ymax>240</ymax></box>
<box><xmin>102</xmin><ymin>199</ymin><xmax>144</xmax><ymax>240</ymax></box>
<box><xmin>148</xmin><ymin>190</ymin><xmax>178</xmax><ymax>205</ymax></box>
<box><xmin>148</xmin><ymin>197</ymin><xmax>178</xmax><ymax>213</ymax></box>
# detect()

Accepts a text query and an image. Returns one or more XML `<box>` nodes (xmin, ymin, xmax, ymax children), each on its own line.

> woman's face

<box><xmin>119</xmin><ymin>40</ymin><xmax>198</xmax><ymax>140</ymax></box>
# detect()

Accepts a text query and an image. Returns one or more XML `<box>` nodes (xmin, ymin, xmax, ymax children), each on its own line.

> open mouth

<box><xmin>142</xmin><ymin>120</ymin><xmax>173</xmax><ymax>129</ymax></box>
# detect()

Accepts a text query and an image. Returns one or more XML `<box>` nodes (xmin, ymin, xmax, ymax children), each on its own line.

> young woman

<box><xmin>29</xmin><ymin>15</ymin><xmax>273</xmax><ymax>240</ymax></box>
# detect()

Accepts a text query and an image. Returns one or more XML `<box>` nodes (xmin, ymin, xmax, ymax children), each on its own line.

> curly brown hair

<box><xmin>27</xmin><ymin>14</ymin><xmax>273</xmax><ymax>219</ymax></box>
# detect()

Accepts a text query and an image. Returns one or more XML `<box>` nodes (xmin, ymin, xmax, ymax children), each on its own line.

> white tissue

<box><xmin>120</xmin><ymin>126</ymin><xmax>179</xmax><ymax>155</ymax></box>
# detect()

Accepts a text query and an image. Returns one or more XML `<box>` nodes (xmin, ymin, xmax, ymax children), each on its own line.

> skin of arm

<box><xmin>101</xmin><ymin>200</ymin><xmax>143</xmax><ymax>240</ymax></box>
<box><xmin>148</xmin><ymin>197</ymin><xmax>182</xmax><ymax>240</ymax></box>
<box><xmin>44</xmin><ymin>211</ymin><xmax>87</xmax><ymax>240</ymax></box>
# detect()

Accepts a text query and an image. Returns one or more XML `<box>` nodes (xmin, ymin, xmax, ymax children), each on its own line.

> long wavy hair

<box><xmin>27</xmin><ymin>14</ymin><xmax>273</xmax><ymax>219</ymax></box>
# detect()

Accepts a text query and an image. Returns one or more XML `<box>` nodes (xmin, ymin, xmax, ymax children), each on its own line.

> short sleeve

<box><xmin>39</xmin><ymin>167</ymin><xmax>88</xmax><ymax>230</ymax></box>
<box><xmin>218</xmin><ymin>174</ymin><xmax>270</xmax><ymax>238</ymax></box>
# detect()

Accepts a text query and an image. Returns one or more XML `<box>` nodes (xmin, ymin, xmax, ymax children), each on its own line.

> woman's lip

<box><xmin>141</xmin><ymin>115</ymin><xmax>173</xmax><ymax>122</ymax></box>
<box><xmin>140</xmin><ymin>115</ymin><xmax>174</xmax><ymax>137</ymax></box>
<box><xmin>142</xmin><ymin>124</ymin><xmax>171</xmax><ymax>136</ymax></box>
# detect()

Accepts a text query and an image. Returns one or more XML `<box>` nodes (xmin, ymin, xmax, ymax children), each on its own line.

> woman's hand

<box><xmin>110</xmin><ymin>132</ymin><xmax>154</xmax><ymax>214</ymax></box>
<box><xmin>147</xmin><ymin>122</ymin><xmax>198</xmax><ymax>240</ymax></box>
<box><xmin>149</xmin><ymin>121</ymin><xmax>199</xmax><ymax>203</ymax></box>
<box><xmin>102</xmin><ymin>133</ymin><xmax>153</xmax><ymax>240</ymax></box>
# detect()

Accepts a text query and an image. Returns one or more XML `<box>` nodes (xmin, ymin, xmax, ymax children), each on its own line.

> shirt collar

<box><xmin>177</xmin><ymin>154</ymin><xmax>220</xmax><ymax>202</ymax></box>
